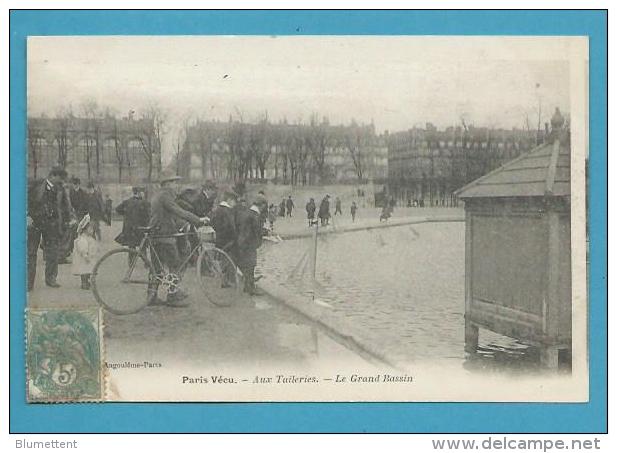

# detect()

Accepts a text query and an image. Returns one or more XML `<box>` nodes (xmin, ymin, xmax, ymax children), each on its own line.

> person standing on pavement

<box><xmin>305</xmin><ymin>198</ymin><xmax>316</xmax><ymax>227</ymax></box>
<box><xmin>285</xmin><ymin>195</ymin><xmax>294</xmax><ymax>217</ymax></box>
<box><xmin>278</xmin><ymin>198</ymin><xmax>286</xmax><ymax>217</ymax></box>
<box><xmin>176</xmin><ymin>180</ymin><xmax>218</xmax><ymax>262</ymax></box>
<box><xmin>254</xmin><ymin>190</ymin><xmax>269</xmax><ymax>225</ymax></box>
<box><xmin>318</xmin><ymin>194</ymin><xmax>331</xmax><ymax>226</ymax></box>
<box><xmin>69</xmin><ymin>177</ymin><xmax>88</xmax><ymax>222</ymax></box>
<box><xmin>235</xmin><ymin>201</ymin><xmax>264</xmax><ymax>296</ymax></box>
<box><xmin>57</xmin><ymin>177</ymin><xmax>79</xmax><ymax>264</ymax></box>
<box><xmin>210</xmin><ymin>191</ymin><xmax>238</xmax><ymax>256</ymax></box>
<box><xmin>148</xmin><ymin>170</ymin><xmax>208</xmax><ymax>307</ymax></box>
<box><xmin>27</xmin><ymin>166</ymin><xmax>74</xmax><ymax>290</ymax></box>
<box><xmin>351</xmin><ymin>201</ymin><xmax>358</xmax><ymax>222</ymax></box>
<box><xmin>115</xmin><ymin>186</ymin><xmax>151</xmax><ymax>265</ymax></box>
<box><xmin>84</xmin><ymin>182</ymin><xmax>105</xmax><ymax>241</ymax></box>
<box><xmin>72</xmin><ymin>214</ymin><xmax>100</xmax><ymax>290</ymax></box>
<box><xmin>211</xmin><ymin>191</ymin><xmax>239</xmax><ymax>288</ymax></box>
<box><xmin>334</xmin><ymin>196</ymin><xmax>342</xmax><ymax>216</ymax></box>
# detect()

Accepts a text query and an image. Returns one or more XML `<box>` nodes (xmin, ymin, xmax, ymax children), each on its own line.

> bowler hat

<box><xmin>159</xmin><ymin>169</ymin><xmax>182</xmax><ymax>184</ymax></box>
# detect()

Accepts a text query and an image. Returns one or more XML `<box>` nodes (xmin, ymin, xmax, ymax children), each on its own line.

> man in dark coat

<box><xmin>148</xmin><ymin>170</ymin><xmax>207</xmax><ymax>307</ymax></box>
<box><xmin>305</xmin><ymin>198</ymin><xmax>316</xmax><ymax>227</ymax></box>
<box><xmin>210</xmin><ymin>192</ymin><xmax>237</xmax><ymax>254</ymax></box>
<box><xmin>57</xmin><ymin>177</ymin><xmax>81</xmax><ymax>263</ymax></box>
<box><xmin>318</xmin><ymin>195</ymin><xmax>331</xmax><ymax>226</ymax></box>
<box><xmin>254</xmin><ymin>190</ymin><xmax>268</xmax><ymax>226</ymax></box>
<box><xmin>176</xmin><ymin>180</ymin><xmax>218</xmax><ymax>261</ymax></box>
<box><xmin>210</xmin><ymin>192</ymin><xmax>238</xmax><ymax>288</ymax></box>
<box><xmin>27</xmin><ymin>166</ymin><xmax>74</xmax><ymax>290</ymax></box>
<box><xmin>285</xmin><ymin>195</ymin><xmax>294</xmax><ymax>217</ymax></box>
<box><xmin>235</xmin><ymin>202</ymin><xmax>263</xmax><ymax>295</ymax></box>
<box><xmin>69</xmin><ymin>177</ymin><xmax>88</xmax><ymax>221</ymax></box>
<box><xmin>334</xmin><ymin>197</ymin><xmax>342</xmax><ymax>216</ymax></box>
<box><xmin>176</xmin><ymin>180</ymin><xmax>218</xmax><ymax>218</ymax></box>
<box><xmin>115</xmin><ymin>187</ymin><xmax>151</xmax><ymax>266</ymax></box>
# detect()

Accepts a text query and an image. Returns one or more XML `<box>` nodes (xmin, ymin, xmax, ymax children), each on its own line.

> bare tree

<box><xmin>342</xmin><ymin>121</ymin><xmax>372</xmax><ymax>182</ymax></box>
<box><xmin>138</xmin><ymin>104</ymin><xmax>166</xmax><ymax>182</ymax></box>
<box><xmin>54</xmin><ymin>106</ymin><xmax>73</xmax><ymax>169</ymax></box>
<box><xmin>306</xmin><ymin>114</ymin><xmax>332</xmax><ymax>184</ymax></box>
<box><xmin>81</xmin><ymin>99</ymin><xmax>100</xmax><ymax>180</ymax></box>
<box><xmin>111</xmin><ymin>118</ymin><xmax>125</xmax><ymax>183</ymax></box>
<box><xmin>251</xmin><ymin>113</ymin><xmax>273</xmax><ymax>180</ymax></box>
<box><xmin>28</xmin><ymin>123</ymin><xmax>43</xmax><ymax>179</ymax></box>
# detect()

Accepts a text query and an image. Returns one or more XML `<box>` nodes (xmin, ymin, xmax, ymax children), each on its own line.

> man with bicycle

<box><xmin>148</xmin><ymin>170</ymin><xmax>208</xmax><ymax>307</ymax></box>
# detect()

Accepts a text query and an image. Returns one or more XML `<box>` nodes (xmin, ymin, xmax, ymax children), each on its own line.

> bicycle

<box><xmin>91</xmin><ymin>225</ymin><xmax>240</xmax><ymax>314</ymax></box>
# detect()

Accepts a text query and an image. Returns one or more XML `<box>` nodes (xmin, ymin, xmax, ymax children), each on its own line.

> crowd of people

<box><xmin>27</xmin><ymin>167</ymin><xmax>113</xmax><ymax>292</ymax></box>
<box><xmin>27</xmin><ymin>166</ymin><xmax>366</xmax><ymax>308</ymax></box>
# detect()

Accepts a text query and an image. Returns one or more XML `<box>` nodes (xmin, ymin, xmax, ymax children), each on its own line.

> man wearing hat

<box><xmin>175</xmin><ymin>180</ymin><xmax>218</xmax><ymax>264</ymax></box>
<box><xmin>115</xmin><ymin>186</ymin><xmax>151</xmax><ymax>265</ymax></box>
<box><xmin>27</xmin><ymin>166</ymin><xmax>74</xmax><ymax>290</ymax></box>
<box><xmin>318</xmin><ymin>194</ymin><xmax>331</xmax><ymax>226</ymax></box>
<box><xmin>148</xmin><ymin>170</ymin><xmax>208</xmax><ymax>307</ymax></box>
<box><xmin>176</xmin><ymin>179</ymin><xmax>218</xmax><ymax>218</ymax></box>
<box><xmin>235</xmin><ymin>199</ymin><xmax>264</xmax><ymax>296</ymax></box>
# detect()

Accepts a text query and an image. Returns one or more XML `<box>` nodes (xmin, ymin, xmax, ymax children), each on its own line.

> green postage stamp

<box><xmin>26</xmin><ymin>308</ymin><xmax>104</xmax><ymax>402</ymax></box>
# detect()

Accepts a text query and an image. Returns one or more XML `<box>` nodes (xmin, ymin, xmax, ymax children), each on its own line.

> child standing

<box><xmin>72</xmin><ymin>214</ymin><xmax>100</xmax><ymax>290</ymax></box>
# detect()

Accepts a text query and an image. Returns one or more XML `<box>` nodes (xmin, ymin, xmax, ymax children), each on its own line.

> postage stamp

<box><xmin>26</xmin><ymin>308</ymin><xmax>104</xmax><ymax>402</ymax></box>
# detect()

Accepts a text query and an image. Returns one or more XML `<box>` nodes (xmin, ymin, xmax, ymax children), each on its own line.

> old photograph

<box><xmin>25</xmin><ymin>36</ymin><xmax>588</xmax><ymax>402</ymax></box>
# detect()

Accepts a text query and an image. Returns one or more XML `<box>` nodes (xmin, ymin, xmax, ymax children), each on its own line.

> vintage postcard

<box><xmin>25</xmin><ymin>35</ymin><xmax>588</xmax><ymax>402</ymax></box>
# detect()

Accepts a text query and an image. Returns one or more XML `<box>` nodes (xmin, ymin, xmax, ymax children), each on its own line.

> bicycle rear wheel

<box><xmin>196</xmin><ymin>246</ymin><xmax>240</xmax><ymax>307</ymax></box>
<box><xmin>91</xmin><ymin>248</ymin><xmax>154</xmax><ymax>315</ymax></box>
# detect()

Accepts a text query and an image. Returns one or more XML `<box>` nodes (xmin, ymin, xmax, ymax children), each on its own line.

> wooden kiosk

<box><xmin>455</xmin><ymin>110</ymin><xmax>571</xmax><ymax>369</ymax></box>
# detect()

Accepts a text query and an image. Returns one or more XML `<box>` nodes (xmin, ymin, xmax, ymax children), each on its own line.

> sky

<box><xmin>27</xmin><ymin>36</ymin><xmax>579</xmax><ymax>162</ymax></box>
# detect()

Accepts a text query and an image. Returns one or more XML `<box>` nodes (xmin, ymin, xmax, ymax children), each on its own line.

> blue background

<box><xmin>9</xmin><ymin>10</ymin><xmax>607</xmax><ymax>433</ymax></box>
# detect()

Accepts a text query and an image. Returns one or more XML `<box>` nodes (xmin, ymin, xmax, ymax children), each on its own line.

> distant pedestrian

<box><xmin>305</xmin><ymin>198</ymin><xmax>316</xmax><ymax>227</ymax></box>
<box><xmin>334</xmin><ymin>197</ymin><xmax>342</xmax><ymax>216</ymax></box>
<box><xmin>286</xmin><ymin>195</ymin><xmax>294</xmax><ymax>217</ymax></box>
<box><xmin>318</xmin><ymin>195</ymin><xmax>331</xmax><ymax>226</ymax></box>
<box><xmin>279</xmin><ymin>198</ymin><xmax>286</xmax><ymax>217</ymax></box>
<box><xmin>72</xmin><ymin>214</ymin><xmax>100</xmax><ymax>290</ymax></box>
<box><xmin>350</xmin><ymin>201</ymin><xmax>357</xmax><ymax>222</ymax></box>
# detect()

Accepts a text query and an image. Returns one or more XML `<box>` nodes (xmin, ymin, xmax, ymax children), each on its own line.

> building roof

<box><xmin>455</xmin><ymin>134</ymin><xmax>570</xmax><ymax>199</ymax></box>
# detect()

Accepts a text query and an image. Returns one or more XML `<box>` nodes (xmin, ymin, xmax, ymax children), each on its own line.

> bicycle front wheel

<box><xmin>196</xmin><ymin>246</ymin><xmax>240</xmax><ymax>307</ymax></box>
<box><xmin>91</xmin><ymin>248</ymin><xmax>154</xmax><ymax>315</ymax></box>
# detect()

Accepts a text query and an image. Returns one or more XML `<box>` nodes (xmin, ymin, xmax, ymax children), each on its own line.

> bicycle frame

<box><xmin>125</xmin><ymin>230</ymin><xmax>205</xmax><ymax>283</ymax></box>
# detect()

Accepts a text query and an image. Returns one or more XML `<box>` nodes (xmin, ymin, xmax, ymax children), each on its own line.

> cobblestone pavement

<box><xmin>27</xmin><ymin>222</ymin><xmax>371</xmax><ymax>369</ymax></box>
<box><xmin>258</xmin><ymin>221</ymin><xmax>533</xmax><ymax>370</ymax></box>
